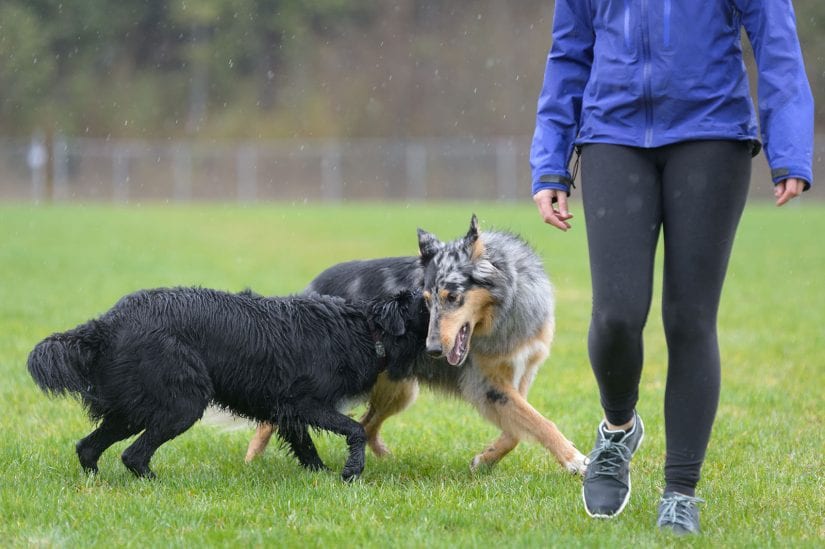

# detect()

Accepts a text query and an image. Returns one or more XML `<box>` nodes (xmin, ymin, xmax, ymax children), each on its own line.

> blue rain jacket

<box><xmin>531</xmin><ymin>0</ymin><xmax>814</xmax><ymax>195</ymax></box>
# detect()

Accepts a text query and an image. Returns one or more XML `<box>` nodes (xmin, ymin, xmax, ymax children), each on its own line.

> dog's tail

<box><xmin>27</xmin><ymin>321</ymin><xmax>104</xmax><ymax>400</ymax></box>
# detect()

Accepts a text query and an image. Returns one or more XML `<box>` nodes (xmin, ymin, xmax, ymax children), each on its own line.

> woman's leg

<box><xmin>659</xmin><ymin>140</ymin><xmax>751</xmax><ymax>496</ymax></box>
<box><xmin>579</xmin><ymin>143</ymin><xmax>662</xmax><ymax>517</ymax></box>
<box><xmin>581</xmin><ymin>143</ymin><xmax>662</xmax><ymax>426</ymax></box>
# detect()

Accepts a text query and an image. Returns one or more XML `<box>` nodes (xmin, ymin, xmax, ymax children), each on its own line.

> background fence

<box><xmin>1</xmin><ymin>135</ymin><xmax>822</xmax><ymax>203</ymax></box>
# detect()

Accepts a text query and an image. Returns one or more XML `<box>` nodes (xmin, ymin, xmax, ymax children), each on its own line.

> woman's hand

<box><xmin>774</xmin><ymin>177</ymin><xmax>806</xmax><ymax>206</ymax></box>
<box><xmin>534</xmin><ymin>188</ymin><xmax>574</xmax><ymax>231</ymax></box>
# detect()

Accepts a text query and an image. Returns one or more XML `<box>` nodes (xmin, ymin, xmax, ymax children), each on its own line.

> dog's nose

<box><xmin>426</xmin><ymin>343</ymin><xmax>442</xmax><ymax>357</ymax></box>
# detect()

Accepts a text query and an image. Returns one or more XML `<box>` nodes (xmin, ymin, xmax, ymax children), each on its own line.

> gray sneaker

<box><xmin>582</xmin><ymin>411</ymin><xmax>644</xmax><ymax>518</ymax></box>
<box><xmin>657</xmin><ymin>492</ymin><xmax>703</xmax><ymax>535</ymax></box>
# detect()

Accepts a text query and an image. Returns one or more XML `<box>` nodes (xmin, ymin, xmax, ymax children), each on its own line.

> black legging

<box><xmin>580</xmin><ymin>140</ymin><xmax>751</xmax><ymax>496</ymax></box>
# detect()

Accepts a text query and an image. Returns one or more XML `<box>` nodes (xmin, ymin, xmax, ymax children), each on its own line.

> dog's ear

<box><xmin>463</xmin><ymin>214</ymin><xmax>485</xmax><ymax>260</ymax></box>
<box><xmin>463</xmin><ymin>213</ymin><xmax>479</xmax><ymax>247</ymax></box>
<box><xmin>375</xmin><ymin>296</ymin><xmax>407</xmax><ymax>337</ymax></box>
<box><xmin>417</xmin><ymin>228</ymin><xmax>442</xmax><ymax>264</ymax></box>
<box><xmin>465</xmin><ymin>214</ymin><xmax>479</xmax><ymax>241</ymax></box>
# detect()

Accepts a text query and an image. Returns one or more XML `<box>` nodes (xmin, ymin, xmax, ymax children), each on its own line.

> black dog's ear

<box><xmin>375</xmin><ymin>296</ymin><xmax>407</xmax><ymax>337</ymax></box>
<box><xmin>417</xmin><ymin>227</ymin><xmax>442</xmax><ymax>264</ymax></box>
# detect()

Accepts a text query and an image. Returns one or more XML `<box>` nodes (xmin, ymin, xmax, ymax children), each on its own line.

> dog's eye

<box><xmin>445</xmin><ymin>292</ymin><xmax>459</xmax><ymax>304</ymax></box>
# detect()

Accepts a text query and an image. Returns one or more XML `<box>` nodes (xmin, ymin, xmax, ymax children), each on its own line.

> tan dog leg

<box><xmin>245</xmin><ymin>422</ymin><xmax>276</xmax><ymax>463</ymax></box>
<box><xmin>360</xmin><ymin>373</ymin><xmax>419</xmax><ymax>456</ymax></box>
<box><xmin>469</xmin><ymin>342</ymin><xmax>545</xmax><ymax>470</ymax></box>
<box><xmin>480</xmin><ymin>386</ymin><xmax>586</xmax><ymax>474</ymax></box>
<box><xmin>470</xmin><ymin>356</ymin><xmax>586</xmax><ymax>475</ymax></box>
<box><xmin>470</xmin><ymin>431</ymin><xmax>519</xmax><ymax>471</ymax></box>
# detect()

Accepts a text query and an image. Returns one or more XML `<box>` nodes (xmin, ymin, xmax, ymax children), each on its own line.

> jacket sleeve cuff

<box><xmin>771</xmin><ymin>167</ymin><xmax>812</xmax><ymax>190</ymax></box>
<box><xmin>532</xmin><ymin>173</ymin><xmax>573</xmax><ymax>196</ymax></box>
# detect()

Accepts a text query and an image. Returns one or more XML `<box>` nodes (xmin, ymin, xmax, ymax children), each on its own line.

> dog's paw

<box><xmin>122</xmin><ymin>453</ymin><xmax>157</xmax><ymax>479</ymax></box>
<box><xmin>469</xmin><ymin>453</ymin><xmax>497</xmax><ymax>473</ymax></box>
<box><xmin>564</xmin><ymin>450</ymin><xmax>588</xmax><ymax>476</ymax></box>
<box><xmin>304</xmin><ymin>460</ymin><xmax>330</xmax><ymax>472</ymax></box>
<box><xmin>76</xmin><ymin>442</ymin><xmax>100</xmax><ymax>474</ymax></box>
<box><xmin>80</xmin><ymin>464</ymin><xmax>99</xmax><ymax>475</ymax></box>
<box><xmin>341</xmin><ymin>465</ymin><xmax>364</xmax><ymax>482</ymax></box>
<box><xmin>132</xmin><ymin>468</ymin><xmax>157</xmax><ymax>480</ymax></box>
<box><xmin>368</xmin><ymin>436</ymin><xmax>392</xmax><ymax>458</ymax></box>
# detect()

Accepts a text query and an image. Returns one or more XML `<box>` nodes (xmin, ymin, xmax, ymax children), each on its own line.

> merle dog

<box><xmin>28</xmin><ymin>287</ymin><xmax>427</xmax><ymax>481</ymax></box>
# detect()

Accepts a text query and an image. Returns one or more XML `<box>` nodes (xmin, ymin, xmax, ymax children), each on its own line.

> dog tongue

<box><xmin>447</xmin><ymin>325</ymin><xmax>467</xmax><ymax>366</ymax></box>
<box><xmin>447</xmin><ymin>346</ymin><xmax>462</xmax><ymax>366</ymax></box>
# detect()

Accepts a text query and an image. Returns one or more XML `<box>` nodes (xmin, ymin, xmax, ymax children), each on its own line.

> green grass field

<box><xmin>1</xmin><ymin>202</ymin><xmax>822</xmax><ymax>548</ymax></box>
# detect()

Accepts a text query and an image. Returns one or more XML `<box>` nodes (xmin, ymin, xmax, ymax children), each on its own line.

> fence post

<box><xmin>236</xmin><ymin>143</ymin><xmax>257</xmax><ymax>202</ymax></box>
<box><xmin>405</xmin><ymin>142</ymin><xmax>427</xmax><ymax>200</ymax></box>
<box><xmin>113</xmin><ymin>146</ymin><xmax>129</xmax><ymax>203</ymax></box>
<box><xmin>52</xmin><ymin>134</ymin><xmax>69</xmax><ymax>201</ymax></box>
<box><xmin>496</xmin><ymin>138</ymin><xmax>517</xmax><ymax>201</ymax></box>
<box><xmin>174</xmin><ymin>143</ymin><xmax>192</xmax><ymax>201</ymax></box>
<box><xmin>27</xmin><ymin>134</ymin><xmax>47</xmax><ymax>203</ymax></box>
<box><xmin>321</xmin><ymin>141</ymin><xmax>342</xmax><ymax>201</ymax></box>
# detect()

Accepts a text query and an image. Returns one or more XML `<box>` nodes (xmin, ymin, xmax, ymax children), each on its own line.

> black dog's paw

<box><xmin>305</xmin><ymin>461</ymin><xmax>330</xmax><ymax>472</ymax></box>
<box><xmin>76</xmin><ymin>443</ymin><xmax>99</xmax><ymax>474</ymax></box>
<box><xmin>121</xmin><ymin>454</ymin><xmax>157</xmax><ymax>479</ymax></box>
<box><xmin>80</xmin><ymin>463</ymin><xmax>99</xmax><ymax>475</ymax></box>
<box><xmin>341</xmin><ymin>464</ymin><xmax>364</xmax><ymax>482</ymax></box>
<box><xmin>137</xmin><ymin>469</ymin><xmax>157</xmax><ymax>480</ymax></box>
<box><xmin>128</xmin><ymin>467</ymin><xmax>157</xmax><ymax>480</ymax></box>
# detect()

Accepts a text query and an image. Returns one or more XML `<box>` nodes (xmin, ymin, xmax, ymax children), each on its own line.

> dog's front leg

<box><xmin>469</xmin><ymin>350</ymin><xmax>544</xmax><ymax>470</ymax></box>
<box><xmin>305</xmin><ymin>409</ymin><xmax>368</xmax><ymax>482</ymax></box>
<box><xmin>469</xmin><ymin>431</ymin><xmax>519</xmax><ymax>471</ymax></box>
<box><xmin>468</xmin><ymin>358</ymin><xmax>587</xmax><ymax>475</ymax></box>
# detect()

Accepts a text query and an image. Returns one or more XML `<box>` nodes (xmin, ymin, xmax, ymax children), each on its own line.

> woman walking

<box><xmin>530</xmin><ymin>0</ymin><xmax>813</xmax><ymax>535</ymax></box>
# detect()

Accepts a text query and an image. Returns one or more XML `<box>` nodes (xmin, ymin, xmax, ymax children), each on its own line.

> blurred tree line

<box><xmin>0</xmin><ymin>0</ymin><xmax>822</xmax><ymax>140</ymax></box>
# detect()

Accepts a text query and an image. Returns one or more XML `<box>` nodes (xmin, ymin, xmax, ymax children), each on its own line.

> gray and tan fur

<box><xmin>246</xmin><ymin>215</ymin><xmax>586</xmax><ymax>474</ymax></box>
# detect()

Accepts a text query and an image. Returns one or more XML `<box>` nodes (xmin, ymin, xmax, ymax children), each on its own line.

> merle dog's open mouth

<box><xmin>447</xmin><ymin>323</ymin><xmax>470</xmax><ymax>366</ymax></box>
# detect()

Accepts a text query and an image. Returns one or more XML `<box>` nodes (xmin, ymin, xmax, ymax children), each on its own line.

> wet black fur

<box><xmin>28</xmin><ymin>287</ymin><xmax>428</xmax><ymax>481</ymax></box>
<box><xmin>306</xmin><ymin>259</ymin><xmax>464</xmax><ymax>389</ymax></box>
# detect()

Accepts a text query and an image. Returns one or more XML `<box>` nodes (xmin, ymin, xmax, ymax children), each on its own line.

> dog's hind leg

<box><xmin>360</xmin><ymin>373</ymin><xmax>419</xmax><ymax>457</ymax></box>
<box><xmin>76</xmin><ymin>414</ymin><xmax>141</xmax><ymax>474</ymax></box>
<box><xmin>278</xmin><ymin>423</ymin><xmax>327</xmax><ymax>471</ymax></box>
<box><xmin>245</xmin><ymin>422</ymin><xmax>275</xmax><ymax>463</ymax></box>
<box><xmin>304</xmin><ymin>409</ymin><xmax>367</xmax><ymax>482</ymax></box>
<box><xmin>120</xmin><ymin>401</ymin><xmax>206</xmax><ymax>479</ymax></box>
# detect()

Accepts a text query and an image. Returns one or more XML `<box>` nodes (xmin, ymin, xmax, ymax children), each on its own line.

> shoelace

<box><xmin>586</xmin><ymin>437</ymin><xmax>633</xmax><ymax>484</ymax></box>
<box><xmin>657</xmin><ymin>493</ymin><xmax>705</xmax><ymax>531</ymax></box>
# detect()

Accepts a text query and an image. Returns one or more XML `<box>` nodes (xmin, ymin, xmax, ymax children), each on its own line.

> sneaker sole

<box><xmin>582</xmin><ymin>416</ymin><xmax>645</xmax><ymax>519</ymax></box>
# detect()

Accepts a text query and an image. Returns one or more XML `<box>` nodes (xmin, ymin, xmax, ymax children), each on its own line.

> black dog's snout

<box><xmin>426</xmin><ymin>343</ymin><xmax>442</xmax><ymax>357</ymax></box>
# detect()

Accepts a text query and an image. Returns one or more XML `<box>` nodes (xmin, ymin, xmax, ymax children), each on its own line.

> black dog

<box><xmin>27</xmin><ymin>287</ymin><xmax>427</xmax><ymax>481</ymax></box>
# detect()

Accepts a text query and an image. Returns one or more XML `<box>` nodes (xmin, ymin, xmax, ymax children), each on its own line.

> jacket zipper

<box><xmin>640</xmin><ymin>0</ymin><xmax>654</xmax><ymax>147</ymax></box>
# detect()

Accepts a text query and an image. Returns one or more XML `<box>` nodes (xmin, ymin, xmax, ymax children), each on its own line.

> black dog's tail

<box><xmin>27</xmin><ymin>321</ymin><xmax>104</xmax><ymax>400</ymax></box>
